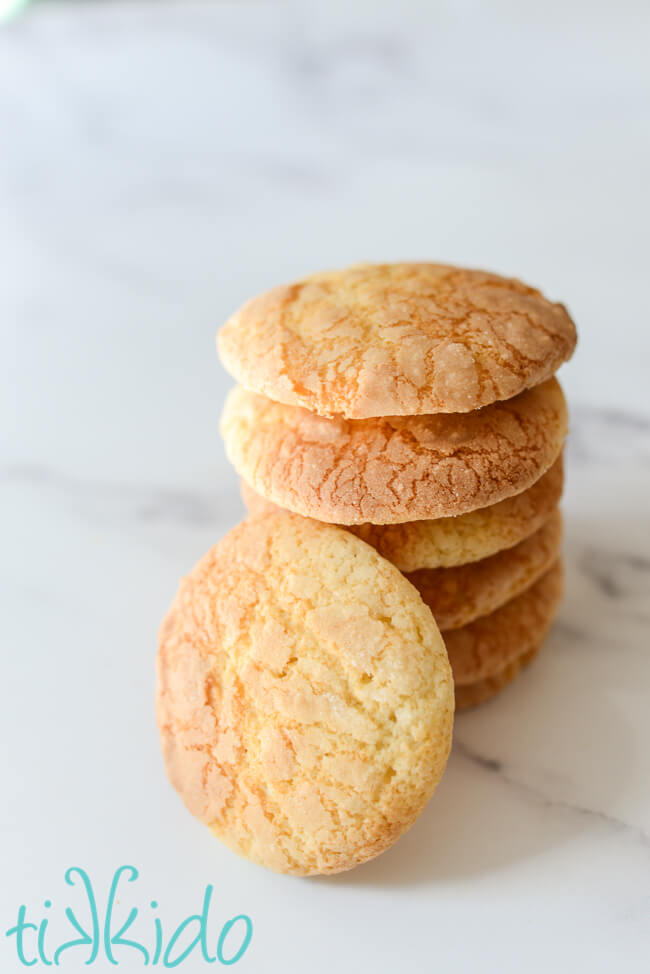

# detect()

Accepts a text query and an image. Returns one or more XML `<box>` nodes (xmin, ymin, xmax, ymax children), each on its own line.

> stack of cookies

<box><xmin>156</xmin><ymin>262</ymin><xmax>577</xmax><ymax>876</ymax></box>
<box><xmin>218</xmin><ymin>263</ymin><xmax>577</xmax><ymax>709</ymax></box>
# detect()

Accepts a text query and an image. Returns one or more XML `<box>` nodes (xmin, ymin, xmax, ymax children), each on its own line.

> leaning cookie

<box><xmin>222</xmin><ymin>378</ymin><xmax>568</xmax><ymax>525</ymax></box>
<box><xmin>407</xmin><ymin>508</ymin><xmax>562</xmax><ymax>630</ymax></box>
<box><xmin>241</xmin><ymin>453</ymin><xmax>564</xmax><ymax>571</ymax></box>
<box><xmin>157</xmin><ymin>513</ymin><xmax>454</xmax><ymax>877</ymax></box>
<box><xmin>444</xmin><ymin>559</ymin><xmax>563</xmax><ymax>686</ymax></box>
<box><xmin>218</xmin><ymin>262</ymin><xmax>577</xmax><ymax>418</ymax></box>
<box><xmin>455</xmin><ymin>647</ymin><xmax>540</xmax><ymax>711</ymax></box>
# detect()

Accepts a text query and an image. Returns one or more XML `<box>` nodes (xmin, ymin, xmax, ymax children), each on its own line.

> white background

<box><xmin>2</xmin><ymin>2</ymin><xmax>650</xmax><ymax>972</ymax></box>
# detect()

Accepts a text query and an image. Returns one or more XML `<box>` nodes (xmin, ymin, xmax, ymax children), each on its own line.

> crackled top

<box><xmin>241</xmin><ymin>453</ymin><xmax>564</xmax><ymax>571</ymax></box>
<box><xmin>221</xmin><ymin>378</ymin><xmax>568</xmax><ymax>525</ymax></box>
<box><xmin>217</xmin><ymin>263</ymin><xmax>577</xmax><ymax>418</ymax></box>
<box><xmin>157</xmin><ymin>513</ymin><xmax>453</xmax><ymax>876</ymax></box>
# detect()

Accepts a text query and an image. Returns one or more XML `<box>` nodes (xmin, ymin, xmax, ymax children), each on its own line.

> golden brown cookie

<box><xmin>455</xmin><ymin>647</ymin><xmax>539</xmax><ymax>711</ymax></box>
<box><xmin>241</xmin><ymin>453</ymin><xmax>564</xmax><ymax>571</ymax></box>
<box><xmin>157</xmin><ymin>513</ymin><xmax>454</xmax><ymax>877</ymax></box>
<box><xmin>445</xmin><ymin>558</ymin><xmax>563</xmax><ymax>686</ymax></box>
<box><xmin>222</xmin><ymin>378</ymin><xmax>568</xmax><ymax>525</ymax></box>
<box><xmin>407</xmin><ymin>508</ymin><xmax>562</xmax><ymax>630</ymax></box>
<box><xmin>217</xmin><ymin>263</ymin><xmax>577</xmax><ymax>418</ymax></box>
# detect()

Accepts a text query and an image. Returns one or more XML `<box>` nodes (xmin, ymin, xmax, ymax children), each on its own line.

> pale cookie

<box><xmin>455</xmin><ymin>647</ymin><xmax>539</xmax><ymax>711</ymax></box>
<box><xmin>445</xmin><ymin>559</ymin><xmax>563</xmax><ymax>686</ymax></box>
<box><xmin>241</xmin><ymin>453</ymin><xmax>564</xmax><ymax>571</ymax></box>
<box><xmin>222</xmin><ymin>378</ymin><xmax>568</xmax><ymax>525</ymax></box>
<box><xmin>407</xmin><ymin>508</ymin><xmax>562</xmax><ymax>630</ymax></box>
<box><xmin>157</xmin><ymin>513</ymin><xmax>454</xmax><ymax>877</ymax></box>
<box><xmin>217</xmin><ymin>262</ymin><xmax>577</xmax><ymax>418</ymax></box>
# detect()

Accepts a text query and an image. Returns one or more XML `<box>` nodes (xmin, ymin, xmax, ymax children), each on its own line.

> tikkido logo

<box><xmin>4</xmin><ymin>866</ymin><xmax>253</xmax><ymax>968</ymax></box>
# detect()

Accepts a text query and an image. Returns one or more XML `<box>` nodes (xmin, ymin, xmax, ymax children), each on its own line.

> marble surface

<box><xmin>2</xmin><ymin>2</ymin><xmax>650</xmax><ymax>972</ymax></box>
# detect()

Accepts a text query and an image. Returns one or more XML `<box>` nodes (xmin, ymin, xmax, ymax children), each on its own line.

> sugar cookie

<box><xmin>408</xmin><ymin>508</ymin><xmax>562</xmax><ymax>630</ymax></box>
<box><xmin>241</xmin><ymin>453</ymin><xmax>564</xmax><ymax>571</ymax></box>
<box><xmin>221</xmin><ymin>378</ymin><xmax>567</xmax><ymax>524</ymax></box>
<box><xmin>157</xmin><ymin>513</ymin><xmax>454</xmax><ymax>876</ymax></box>
<box><xmin>445</xmin><ymin>559</ymin><xmax>563</xmax><ymax>686</ymax></box>
<box><xmin>455</xmin><ymin>647</ymin><xmax>539</xmax><ymax>710</ymax></box>
<box><xmin>218</xmin><ymin>263</ymin><xmax>576</xmax><ymax>418</ymax></box>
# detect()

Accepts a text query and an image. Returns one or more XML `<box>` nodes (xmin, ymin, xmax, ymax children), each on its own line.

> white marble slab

<box><xmin>1</xmin><ymin>2</ymin><xmax>649</xmax><ymax>972</ymax></box>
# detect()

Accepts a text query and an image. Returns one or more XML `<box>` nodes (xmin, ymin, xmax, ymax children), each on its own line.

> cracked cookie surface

<box><xmin>217</xmin><ymin>263</ymin><xmax>577</xmax><ymax>418</ymax></box>
<box><xmin>222</xmin><ymin>378</ymin><xmax>568</xmax><ymax>524</ymax></box>
<box><xmin>445</xmin><ymin>558</ymin><xmax>563</xmax><ymax>686</ymax></box>
<box><xmin>408</xmin><ymin>508</ymin><xmax>562</xmax><ymax>630</ymax></box>
<box><xmin>157</xmin><ymin>513</ymin><xmax>453</xmax><ymax>876</ymax></box>
<box><xmin>241</xmin><ymin>453</ymin><xmax>564</xmax><ymax>571</ymax></box>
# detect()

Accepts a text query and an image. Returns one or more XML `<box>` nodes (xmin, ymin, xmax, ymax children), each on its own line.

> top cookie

<box><xmin>157</xmin><ymin>513</ymin><xmax>453</xmax><ymax>876</ymax></box>
<box><xmin>217</xmin><ymin>263</ymin><xmax>577</xmax><ymax>418</ymax></box>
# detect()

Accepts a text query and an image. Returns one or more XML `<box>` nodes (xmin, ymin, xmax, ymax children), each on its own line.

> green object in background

<box><xmin>0</xmin><ymin>0</ymin><xmax>33</xmax><ymax>24</ymax></box>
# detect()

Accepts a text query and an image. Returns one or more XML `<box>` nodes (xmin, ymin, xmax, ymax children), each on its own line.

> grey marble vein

<box><xmin>1</xmin><ymin>461</ymin><xmax>235</xmax><ymax>528</ymax></box>
<box><xmin>455</xmin><ymin>739</ymin><xmax>650</xmax><ymax>851</ymax></box>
